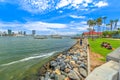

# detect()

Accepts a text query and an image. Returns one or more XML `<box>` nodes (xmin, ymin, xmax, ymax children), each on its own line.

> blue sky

<box><xmin>0</xmin><ymin>0</ymin><xmax>120</xmax><ymax>35</ymax></box>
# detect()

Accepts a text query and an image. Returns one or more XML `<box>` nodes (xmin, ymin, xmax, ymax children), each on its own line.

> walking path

<box><xmin>38</xmin><ymin>38</ymin><xmax>89</xmax><ymax>80</ymax></box>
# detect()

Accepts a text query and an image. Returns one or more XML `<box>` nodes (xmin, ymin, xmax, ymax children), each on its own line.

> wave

<box><xmin>1</xmin><ymin>51</ymin><xmax>58</xmax><ymax>66</ymax></box>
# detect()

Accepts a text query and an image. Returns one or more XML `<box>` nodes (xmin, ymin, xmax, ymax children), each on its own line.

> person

<box><xmin>104</xmin><ymin>42</ymin><xmax>108</xmax><ymax>48</ymax></box>
<box><xmin>101</xmin><ymin>42</ymin><xmax>105</xmax><ymax>47</ymax></box>
<box><xmin>107</xmin><ymin>44</ymin><xmax>112</xmax><ymax>50</ymax></box>
<box><xmin>80</xmin><ymin>38</ymin><xmax>82</xmax><ymax>46</ymax></box>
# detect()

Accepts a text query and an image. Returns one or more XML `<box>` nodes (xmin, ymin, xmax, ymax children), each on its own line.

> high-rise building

<box><xmin>8</xmin><ymin>29</ymin><xmax>12</xmax><ymax>36</ymax></box>
<box><xmin>23</xmin><ymin>31</ymin><xmax>26</xmax><ymax>35</ymax></box>
<box><xmin>32</xmin><ymin>30</ymin><xmax>36</xmax><ymax>36</ymax></box>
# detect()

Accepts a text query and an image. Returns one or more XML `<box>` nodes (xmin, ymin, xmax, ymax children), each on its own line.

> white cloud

<box><xmin>59</xmin><ymin>10</ymin><xmax>63</xmax><ymax>13</ymax></box>
<box><xmin>0</xmin><ymin>22</ymin><xmax>22</xmax><ymax>27</ymax></box>
<box><xmin>0</xmin><ymin>0</ymin><xmax>109</xmax><ymax>14</ymax></box>
<box><xmin>69</xmin><ymin>21</ymin><xmax>88</xmax><ymax>31</ymax></box>
<box><xmin>80</xmin><ymin>21</ymin><xmax>87</xmax><ymax>24</ymax></box>
<box><xmin>0</xmin><ymin>21</ymin><xmax>67</xmax><ymax>31</ymax></box>
<box><xmin>85</xmin><ymin>0</ymin><xmax>92</xmax><ymax>3</ymax></box>
<box><xmin>0</xmin><ymin>20</ymin><xmax>89</xmax><ymax>35</ymax></box>
<box><xmin>117</xmin><ymin>21</ymin><xmax>120</xmax><ymax>28</ymax></box>
<box><xmin>56</xmin><ymin>0</ymin><xmax>71</xmax><ymax>9</ymax></box>
<box><xmin>70</xmin><ymin>15</ymin><xmax>85</xmax><ymax>19</ymax></box>
<box><xmin>20</xmin><ymin>0</ymin><xmax>55</xmax><ymax>13</ymax></box>
<box><xmin>58</xmin><ymin>31</ymin><xmax>77</xmax><ymax>35</ymax></box>
<box><xmin>24</xmin><ymin>21</ymin><xmax>67</xmax><ymax>31</ymax></box>
<box><xmin>82</xmin><ymin>3</ymin><xmax>88</xmax><ymax>7</ymax></box>
<box><xmin>94</xmin><ymin>1</ymin><xmax>108</xmax><ymax>8</ymax></box>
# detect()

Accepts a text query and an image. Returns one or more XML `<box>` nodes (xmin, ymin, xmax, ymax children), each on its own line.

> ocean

<box><xmin>0</xmin><ymin>36</ymin><xmax>76</xmax><ymax>80</ymax></box>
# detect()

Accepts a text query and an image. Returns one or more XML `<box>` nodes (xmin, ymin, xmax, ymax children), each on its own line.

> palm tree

<box><xmin>114</xmin><ymin>19</ymin><xmax>119</xmax><ymax>30</ymax></box>
<box><xmin>87</xmin><ymin>20</ymin><xmax>91</xmax><ymax>38</ymax></box>
<box><xmin>87</xmin><ymin>19</ymin><xmax>96</xmax><ymax>40</ymax></box>
<box><xmin>110</xmin><ymin>20</ymin><xmax>114</xmax><ymax>31</ymax></box>
<box><xmin>102</xmin><ymin>16</ymin><xmax>107</xmax><ymax>31</ymax></box>
<box><xmin>96</xmin><ymin>17</ymin><xmax>102</xmax><ymax>37</ymax></box>
<box><xmin>106</xmin><ymin>24</ymin><xmax>110</xmax><ymax>31</ymax></box>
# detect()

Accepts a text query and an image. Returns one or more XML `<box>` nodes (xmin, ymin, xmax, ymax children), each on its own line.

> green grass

<box><xmin>88</xmin><ymin>38</ymin><xmax>120</xmax><ymax>61</ymax></box>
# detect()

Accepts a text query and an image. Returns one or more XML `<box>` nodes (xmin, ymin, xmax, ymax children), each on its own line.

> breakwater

<box><xmin>37</xmin><ymin>39</ymin><xmax>89</xmax><ymax>80</ymax></box>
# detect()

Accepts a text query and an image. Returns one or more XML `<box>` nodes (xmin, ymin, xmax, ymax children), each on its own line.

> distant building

<box><xmin>0</xmin><ymin>31</ymin><xmax>2</xmax><ymax>36</ymax></box>
<box><xmin>18</xmin><ymin>31</ymin><xmax>23</xmax><ymax>35</ymax></box>
<box><xmin>3</xmin><ymin>31</ymin><xmax>7</xmax><ymax>36</ymax></box>
<box><xmin>83</xmin><ymin>31</ymin><xmax>102</xmax><ymax>38</ymax></box>
<box><xmin>8</xmin><ymin>29</ymin><xmax>12</xmax><ymax>36</ymax></box>
<box><xmin>23</xmin><ymin>31</ymin><xmax>26</xmax><ymax>35</ymax></box>
<box><xmin>32</xmin><ymin>30</ymin><xmax>36</xmax><ymax>36</ymax></box>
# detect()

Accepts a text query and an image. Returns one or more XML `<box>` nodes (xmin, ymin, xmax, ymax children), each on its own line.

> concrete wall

<box><xmin>85</xmin><ymin>61</ymin><xmax>119</xmax><ymax>80</ymax></box>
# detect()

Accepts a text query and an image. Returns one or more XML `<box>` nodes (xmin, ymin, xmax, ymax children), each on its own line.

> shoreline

<box><xmin>36</xmin><ymin>38</ymin><xmax>89</xmax><ymax>80</ymax></box>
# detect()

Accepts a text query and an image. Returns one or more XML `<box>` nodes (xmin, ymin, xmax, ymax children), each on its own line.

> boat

<box><xmin>34</xmin><ymin>35</ymin><xmax>48</xmax><ymax>39</ymax></box>
<box><xmin>51</xmin><ymin>35</ymin><xmax>62</xmax><ymax>39</ymax></box>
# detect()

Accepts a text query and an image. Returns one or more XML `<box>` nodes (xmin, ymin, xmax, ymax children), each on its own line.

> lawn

<box><xmin>88</xmin><ymin>38</ymin><xmax>120</xmax><ymax>60</ymax></box>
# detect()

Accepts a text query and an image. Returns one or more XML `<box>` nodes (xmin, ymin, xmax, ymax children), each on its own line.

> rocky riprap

<box><xmin>37</xmin><ymin>39</ymin><xmax>88</xmax><ymax>80</ymax></box>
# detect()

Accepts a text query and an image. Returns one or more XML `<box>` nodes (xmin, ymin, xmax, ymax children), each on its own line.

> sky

<box><xmin>0</xmin><ymin>0</ymin><xmax>120</xmax><ymax>35</ymax></box>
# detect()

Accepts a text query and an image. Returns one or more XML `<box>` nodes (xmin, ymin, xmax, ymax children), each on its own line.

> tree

<box><xmin>96</xmin><ymin>17</ymin><xmax>102</xmax><ymax>37</ymax></box>
<box><xmin>114</xmin><ymin>19</ymin><xmax>119</xmax><ymax>30</ymax></box>
<box><xmin>87</xmin><ymin>19</ymin><xmax>96</xmax><ymax>40</ymax></box>
<box><xmin>106</xmin><ymin>24</ymin><xmax>110</xmax><ymax>31</ymax></box>
<box><xmin>102</xmin><ymin>16</ymin><xmax>107</xmax><ymax>31</ymax></box>
<box><xmin>87</xmin><ymin>20</ymin><xmax>91</xmax><ymax>38</ymax></box>
<box><xmin>110</xmin><ymin>20</ymin><xmax>114</xmax><ymax>31</ymax></box>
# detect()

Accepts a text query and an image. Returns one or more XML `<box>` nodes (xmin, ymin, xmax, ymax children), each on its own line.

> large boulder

<box><xmin>79</xmin><ymin>67</ymin><xmax>87</xmax><ymax>78</ymax></box>
<box><xmin>68</xmin><ymin>70</ymin><xmax>81</xmax><ymax>80</ymax></box>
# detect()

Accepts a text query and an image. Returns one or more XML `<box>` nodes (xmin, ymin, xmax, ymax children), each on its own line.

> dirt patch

<box><xmin>89</xmin><ymin>48</ymin><xmax>105</xmax><ymax>71</ymax></box>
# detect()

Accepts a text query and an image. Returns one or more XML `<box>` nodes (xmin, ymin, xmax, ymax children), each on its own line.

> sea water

<box><xmin>0</xmin><ymin>36</ymin><xmax>76</xmax><ymax>80</ymax></box>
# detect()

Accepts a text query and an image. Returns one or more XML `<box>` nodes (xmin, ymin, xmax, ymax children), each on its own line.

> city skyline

<box><xmin>0</xmin><ymin>0</ymin><xmax>120</xmax><ymax>35</ymax></box>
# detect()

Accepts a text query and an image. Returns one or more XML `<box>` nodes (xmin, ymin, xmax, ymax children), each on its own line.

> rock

<box><xmin>59</xmin><ymin>54</ymin><xmax>63</xmax><ymax>57</ymax></box>
<box><xmin>40</xmin><ymin>76</ymin><xmax>44</xmax><ymax>80</ymax></box>
<box><xmin>79</xmin><ymin>67</ymin><xmax>87</xmax><ymax>78</ymax></box>
<box><xmin>82</xmin><ymin>52</ymin><xmax>87</xmax><ymax>57</ymax></box>
<box><xmin>70</xmin><ymin>61</ymin><xmax>78</xmax><ymax>68</ymax></box>
<box><xmin>50</xmin><ymin>72</ymin><xmax>55</xmax><ymax>79</ymax></box>
<box><xmin>76</xmin><ymin>53</ymin><xmax>81</xmax><ymax>56</ymax></box>
<box><xmin>80</xmin><ymin>62</ymin><xmax>87</xmax><ymax>69</ymax></box>
<box><xmin>68</xmin><ymin>70</ymin><xmax>81</xmax><ymax>80</ymax></box>
<box><xmin>45</xmin><ymin>72</ymin><xmax>50</xmax><ymax>77</ymax></box>
<box><xmin>76</xmin><ymin>61</ymin><xmax>82</xmax><ymax>65</ymax></box>
<box><xmin>72</xmin><ymin>56</ymin><xmax>78</xmax><ymax>61</ymax></box>
<box><xmin>50</xmin><ymin>61</ymin><xmax>58</xmax><ymax>69</ymax></box>
<box><xmin>73</xmin><ymin>68</ymin><xmax>81</xmax><ymax>79</ymax></box>
<box><xmin>55</xmin><ymin>65</ymin><xmax>60</xmax><ymax>70</ymax></box>
<box><xmin>55</xmin><ymin>74</ymin><xmax>65</xmax><ymax>80</ymax></box>
<box><xmin>79</xmin><ymin>57</ymin><xmax>84</xmax><ymax>61</ymax></box>
<box><xmin>58</xmin><ymin>75</ymin><xmax>65</xmax><ymax>80</ymax></box>
<box><xmin>59</xmin><ymin>58</ymin><xmax>64</xmax><ymax>62</ymax></box>
<box><xmin>54</xmin><ymin>69</ymin><xmax>61</xmax><ymax>75</ymax></box>
<box><xmin>66</xmin><ymin>63</ymin><xmax>72</xmax><ymax>69</ymax></box>
<box><xmin>62</xmin><ymin>55</ymin><xmax>66</xmax><ymax>59</ymax></box>
<box><xmin>44</xmin><ymin>72</ymin><xmax>51</xmax><ymax>80</ymax></box>
<box><xmin>66</xmin><ymin>56</ymin><xmax>72</xmax><ymax>59</ymax></box>
<box><xmin>65</xmin><ymin>68</ymin><xmax>70</xmax><ymax>73</ymax></box>
<box><xmin>70</xmin><ymin>61</ymin><xmax>75</xmax><ymax>65</ymax></box>
<box><xmin>61</xmin><ymin>71</ymin><xmax>68</xmax><ymax>76</ymax></box>
<box><xmin>64</xmin><ymin>77</ymin><xmax>70</xmax><ymax>80</ymax></box>
<box><xmin>59</xmin><ymin>62</ymin><xmax>66</xmax><ymax>71</ymax></box>
<box><xmin>64</xmin><ymin>59</ymin><xmax>69</xmax><ymax>63</ymax></box>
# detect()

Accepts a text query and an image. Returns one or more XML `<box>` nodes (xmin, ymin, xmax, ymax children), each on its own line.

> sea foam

<box><xmin>1</xmin><ymin>51</ymin><xmax>58</xmax><ymax>66</ymax></box>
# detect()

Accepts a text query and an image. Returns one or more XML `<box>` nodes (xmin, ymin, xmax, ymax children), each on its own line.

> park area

<box><xmin>88</xmin><ymin>38</ymin><xmax>120</xmax><ymax>71</ymax></box>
